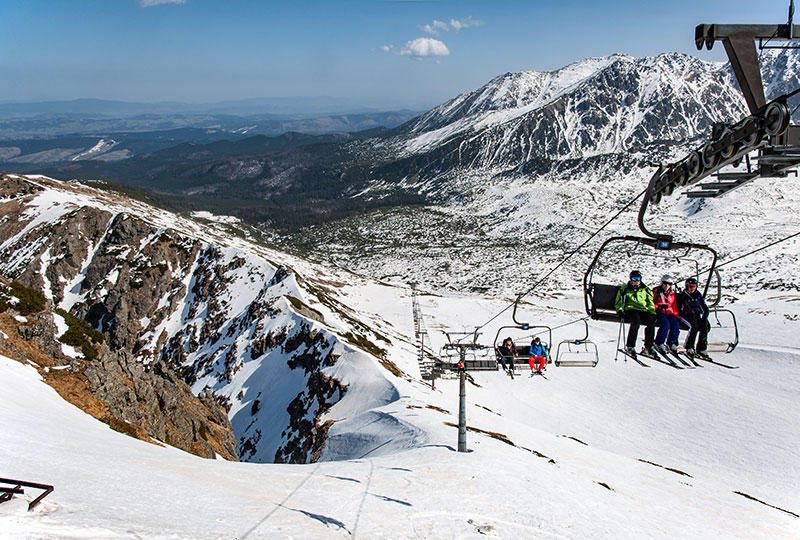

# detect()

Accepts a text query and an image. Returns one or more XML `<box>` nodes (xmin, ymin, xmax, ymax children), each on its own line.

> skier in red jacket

<box><xmin>653</xmin><ymin>274</ymin><xmax>681</xmax><ymax>353</ymax></box>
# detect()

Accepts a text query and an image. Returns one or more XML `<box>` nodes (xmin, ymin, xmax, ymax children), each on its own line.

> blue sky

<box><xmin>0</xmin><ymin>0</ymin><xmax>794</xmax><ymax>108</ymax></box>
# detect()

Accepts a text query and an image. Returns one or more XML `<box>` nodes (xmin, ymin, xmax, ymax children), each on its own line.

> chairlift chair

<box><xmin>493</xmin><ymin>323</ymin><xmax>553</xmax><ymax>371</ymax></box>
<box><xmin>584</xmin><ymin>234</ymin><xmax>718</xmax><ymax>330</ymax></box>
<box><xmin>554</xmin><ymin>319</ymin><xmax>600</xmax><ymax>367</ymax></box>
<box><xmin>706</xmin><ymin>308</ymin><xmax>739</xmax><ymax>353</ymax></box>
<box><xmin>440</xmin><ymin>331</ymin><xmax>496</xmax><ymax>371</ymax></box>
<box><xmin>704</xmin><ymin>269</ymin><xmax>740</xmax><ymax>353</ymax></box>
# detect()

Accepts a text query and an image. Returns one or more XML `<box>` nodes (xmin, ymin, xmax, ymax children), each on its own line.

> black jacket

<box><xmin>678</xmin><ymin>289</ymin><xmax>709</xmax><ymax>319</ymax></box>
<box><xmin>498</xmin><ymin>342</ymin><xmax>515</xmax><ymax>357</ymax></box>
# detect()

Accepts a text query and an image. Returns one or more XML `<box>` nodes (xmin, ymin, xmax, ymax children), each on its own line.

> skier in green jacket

<box><xmin>615</xmin><ymin>270</ymin><xmax>657</xmax><ymax>355</ymax></box>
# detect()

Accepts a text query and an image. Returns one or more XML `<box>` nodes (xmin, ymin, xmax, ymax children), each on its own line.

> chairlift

<box><xmin>493</xmin><ymin>322</ymin><xmax>553</xmax><ymax>372</ymax></box>
<box><xmin>584</xmin><ymin>166</ymin><xmax>739</xmax><ymax>353</ymax></box>
<box><xmin>584</xmin><ymin>234</ymin><xmax>718</xmax><ymax>328</ymax></box>
<box><xmin>440</xmin><ymin>331</ymin><xmax>496</xmax><ymax>371</ymax></box>
<box><xmin>554</xmin><ymin>319</ymin><xmax>599</xmax><ymax>367</ymax></box>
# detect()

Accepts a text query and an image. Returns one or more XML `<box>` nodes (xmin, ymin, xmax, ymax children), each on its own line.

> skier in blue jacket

<box><xmin>528</xmin><ymin>337</ymin><xmax>549</xmax><ymax>373</ymax></box>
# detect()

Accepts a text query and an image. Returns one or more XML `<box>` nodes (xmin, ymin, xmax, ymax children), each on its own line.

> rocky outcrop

<box><xmin>83</xmin><ymin>351</ymin><xmax>237</xmax><ymax>460</ymax></box>
<box><xmin>0</xmin><ymin>279</ymin><xmax>238</xmax><ymax>460</ymax></box>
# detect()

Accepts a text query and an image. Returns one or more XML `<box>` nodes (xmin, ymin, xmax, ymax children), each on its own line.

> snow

<box><xmin>39</xmin><ymin>248</ymin><xmax>54</xmax><ymax>301</ymax></box>
<box><xmin>191</xmin><ymin>211</ymin><xmax>241</xmax><ymax>225</ymax></box>
<box><xmin>70</xmin><ymin>139</ymin><xmax>117</xmax><ymax>161</ymax></box>
<box><xmin>52</xmin><ymin>312</ymin><xmax>83</xmax><ymax>359</ymax></box>
<box><xmin>2</xmin><ymin>280</ymin><xmax>799</xmax><ymax>539</ymax></box>
<box><xmin>12</xmin><ymin>315</ymin><xmax>27</xmax><ymax>323</ymax></box>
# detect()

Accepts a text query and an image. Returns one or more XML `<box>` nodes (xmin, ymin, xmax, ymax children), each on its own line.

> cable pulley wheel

<box><xmin>764</xmin><ymin>101</ymin><xmax>790</xmax><ymax>137</ymax></box>
<box><xmin>675</xmin><ymin>164</ymin><xmax>689</xmax><ymax>186</ymax></box>
<box><xmin>741</xmin><ymin>117</ymin><xmax>761</xmax><ymax>147</ymax></box>
<box><xmin>718</xmin><ymin>129</ymin><xmax>736</xmax><ymax>159</ymax></box>
<box><xmin>701</xmin><ymin>142</ymin><xmax>718</xmax><ymax>169</ymax></box>
<box><xmin>686</xmin><ymin>151</ymin><xmax>702</xmax><ymax>179</ymax></box>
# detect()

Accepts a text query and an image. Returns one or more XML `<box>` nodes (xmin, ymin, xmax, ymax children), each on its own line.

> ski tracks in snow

<box><xmin>239</xmin><ymin>462</ymin><xmax>324</xmax><ymax>538</ymax></box>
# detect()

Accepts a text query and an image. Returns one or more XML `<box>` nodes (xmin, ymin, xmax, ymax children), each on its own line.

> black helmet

<box><xmin>630</xmin><ymin>270</ymin><xmax>642</xmax><ymax>280</ymax></box>
<box><xmin>685</xmin><ymin>277</ymin><xmax>698</xmax><ymax>285</ymax></box>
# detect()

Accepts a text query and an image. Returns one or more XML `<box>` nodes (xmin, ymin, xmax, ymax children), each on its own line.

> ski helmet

<box><xmin>629</xmin><ymin>270</ymin><xmax>642</xmax><ymax>280</ymax></box>
<box><xmin>685</xmin><ymin>277</ymin><xmax>698</xmax><ymax>286</ymax></box>
<box><xmin>661</xmin><ymin>274</ymin><xmax>674</xmax><ymax>284</ymax></box>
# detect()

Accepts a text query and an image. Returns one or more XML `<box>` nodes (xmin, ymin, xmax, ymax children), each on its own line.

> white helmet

<box><xmin>661</xmin><ymin>274</ymin><xmax>674</xmax><ymax>284</ymax></box>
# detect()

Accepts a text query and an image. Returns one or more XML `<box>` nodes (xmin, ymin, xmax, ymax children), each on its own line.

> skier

<box><xmin>653</xmin><ymin>274</ymin><xmax>681</xmax><ymax>354</ymax></box>
<box><xmin>678</xmin><ymin>277</ymin><xmax>711</xmax><ymax>358</ymax></box>
<box><xmin>497</xmin><ymin>337</ymin><xmax>516</xmax><ymax>377</ymax></box>
<box><xmin>528</xmin><ymin>336</ymin><xmax>549</xmax><ymax>374</ymax></box>
<box><xmin>615</xmin><ymin>270</ymin><xmax>656</xmax><ymax>355</ymax></box>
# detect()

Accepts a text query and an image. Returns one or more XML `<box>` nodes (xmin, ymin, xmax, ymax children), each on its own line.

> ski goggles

<box><xmin>630</xmin><ymin>276</ymin><xmax>642</xmax><ymax>281</ymax></box>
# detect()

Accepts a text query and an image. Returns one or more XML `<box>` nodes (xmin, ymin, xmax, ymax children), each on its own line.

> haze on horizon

<box><xmin>0</xmin><ymin>0</ymin><xmax>793</xmax><ymax>110</ymax></box>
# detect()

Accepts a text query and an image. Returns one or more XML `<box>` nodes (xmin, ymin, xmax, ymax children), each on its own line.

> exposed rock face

<box><xmin>83</xmin><ymin>351</ymin><xmax>237</xmax><ymax>460</ymax></box>
<box><xmin>0</xmin><ymin>276</ymin><xmax>238</xmax><ymax>460</ymax></box>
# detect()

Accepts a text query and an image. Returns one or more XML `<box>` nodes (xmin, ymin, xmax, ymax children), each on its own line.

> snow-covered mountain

<box><xmin>396</xmin><ymin>51</ymin><xmax>796</xmax><ymax>165</ymax></box>
<box><xmin>2</xmin><ymin>47</ymin><xmax>800</xmax><ymax>536</ymax></box>
<box><xmin>310</xmin><ymin>50</ymin><xmax>800</xmax><ymax>296</ymax></box>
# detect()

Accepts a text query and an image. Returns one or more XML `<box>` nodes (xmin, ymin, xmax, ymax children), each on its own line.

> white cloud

<box><xmin>400</xmin><ymin>38</ymin><xmax>450</xmax><ymax>58</ymax></box>
<box><xmin>139</xmin><ymin>0</ymin><xmax>187</xmax><ymax>7</ymax></box>
<box><xmin>450</xmin><ymin>16</ymin><xmax>483</xmax><ymax>31</ymax></box>
<box><xmin>419</xmin><ymin>16</ymin><xmax>483</xmax><ymax>34</ymax></box>
<box><xmin>420</xmin><ymin>20</ymin><xmax>449</xmax><ymax>35</ymax></box>
<box><xmin>380</xmin><ymin>45</ymin><xmax>395</xmax><ymax>53</ymax></box>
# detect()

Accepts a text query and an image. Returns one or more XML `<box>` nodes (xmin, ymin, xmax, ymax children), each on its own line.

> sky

<box><xmin>0</xmin><ymin>0</ymin><xmax>795</xmax><ymax>109</ymax></box>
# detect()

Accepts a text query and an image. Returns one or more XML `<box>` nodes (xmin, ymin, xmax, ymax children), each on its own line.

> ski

<box><xmin>680</xmin><ymin>352</ymin><xmax>703</xmax><ymax>368</ymax></box>
<box><xmin>663</xmin><ymin>348</ymin><xmax>694</xmax><ymax>368</ymax></box>
<box><xmin>529</xmin><ymin>371</ymin><xmax>549</xmax><ymax>380</ymax></box>
<box><xmin>617</xmin><ymin>349</ymin><xmax>650</xmax><ymax>367</ymax></box>
<box><xmin>695</xmin><ymin>355</ymin><xmax>739</xmax><ymax>369</ymax></box>
<box><xmin>640</xmin><ymin>350</ymin><xmax>683</xmax><ymax>369</ymax></box>
<box><xmin>656</xmin><ymin>348</ymin><xmax>694</xmax><ymax>368</ymax></box>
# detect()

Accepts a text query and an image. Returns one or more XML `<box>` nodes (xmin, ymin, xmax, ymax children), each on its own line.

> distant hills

<box><xmin>0</xmin><ymin>96</ymin><xmax>431</xmax><ymax>119</ymax></box>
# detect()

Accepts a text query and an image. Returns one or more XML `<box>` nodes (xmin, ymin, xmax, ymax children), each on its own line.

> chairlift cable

<box><xmin>673</xmin><ymin>229</ymin><xmax>800</xmax><ymax>283</ymax></box>
<box><xmin>473</xmin><ymin>186</ymin><xmax>649</xmax><ymax>333</ymax></box>
<box><xmin>715</xmin><ymin>230</ymin><xmax>800</xmax><ymax>270</ymax></box>
<box><xmin>517</xmin><ymin>186</ymin><xmax>647</xmax><ymax>300</ymax></box>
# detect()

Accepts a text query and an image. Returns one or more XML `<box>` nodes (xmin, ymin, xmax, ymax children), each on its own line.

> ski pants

<box><xmin>528</xmin><ymin>355</ymin><xmax>547</xmax><ymax>371</ymax></box>
<box><xmin>655</xmin><ymin>313</ymin><xmax>681</xmax><ymax>347</ymax></box>
<box><xmin>499</xmin><ymin>354</ymin><xmax>515</xmax><ymax>372</ymax></box>
<box><xmin>623</xmin><ymin>310</ymin><xmax>655</xmax><ymax>349</ymax></box>
<box><xmin>683</xmin><ymin>313</ymin><xmax>710</xmax><ymax>351</ymax></box>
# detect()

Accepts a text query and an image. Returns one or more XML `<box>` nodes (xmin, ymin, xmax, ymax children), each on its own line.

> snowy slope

<box><xmin>2</xmin><ymin>283</ymin><xmax>799</xmax><ymax>538</ymax></box>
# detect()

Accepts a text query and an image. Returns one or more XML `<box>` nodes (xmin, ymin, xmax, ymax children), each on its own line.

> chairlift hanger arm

<box><xmin>638</xmin><ymin>165</ymin><xmax>672</xmax><ymax>241</ymax></box>
<box><xmin>695</xmin><ymin>24</ymin><xmax>798</xmax><ymax>113</ymax></box>
<box><xmin>494</xmin><ymin>324</ymin><xmax>553</xmax><ymax>350</ymax></box>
